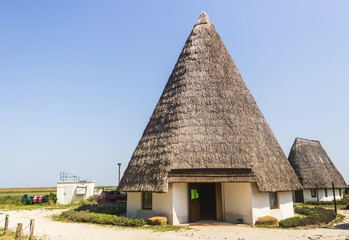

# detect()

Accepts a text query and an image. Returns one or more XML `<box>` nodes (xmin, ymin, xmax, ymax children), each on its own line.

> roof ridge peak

<box><xmin>195</xmin><ymin>12</ymin><xmax>212</xmax><ymax>26</ymax></box>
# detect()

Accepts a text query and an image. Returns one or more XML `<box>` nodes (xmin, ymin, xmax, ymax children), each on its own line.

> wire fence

<box><xmin>2</xmin><ymin>217</ymin><xmax>34</xmax><ymax>240</ymax></box>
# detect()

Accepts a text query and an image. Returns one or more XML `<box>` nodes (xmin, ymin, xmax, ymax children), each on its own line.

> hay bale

<box><xmin>255</xmin><ymin>216</ymin><xmax>278</xmax><ymax>226</ymax></box>
<box><xmin>147</xmin><ymin>216</ymin><xmax>167</xmax><ymax>225</ymax></box>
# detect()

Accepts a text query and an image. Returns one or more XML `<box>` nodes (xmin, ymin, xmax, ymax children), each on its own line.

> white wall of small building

<box><xmin>222</xmin><ymin>183</ymin><xmax>294</xmax><ymax>225</ymax></box>
<box><xmin>126</xmin><ymin>183</ymin><xmax>189</xmax><ymax>225</ymax></box>
<box><xmin>56</xmin><ymin>181</ymin><xmax>95</xmax><ymax>204</ymax></box>
<box><xmin>126</xmin><ymin>182</ymin><xmax>295</xmax><ymax>225</ymax></box>
<box><xmin>303</xmin><ymin>188</ymin><xmax>343</xmax><ymax>202</ymax></box>
<box><xmin>172</xmin><ymin>183</ymin><xmax>189</xmax><ymax>224</ymax></box>
<box><xmin>250</xmin><ymin>183</ymin><xmax>294</xmax><ymax>224</ymax></box>
<box><xmin>222</xmin><ymin>182</ymin><xmax>253</xmax><ymax>224</ymax></box>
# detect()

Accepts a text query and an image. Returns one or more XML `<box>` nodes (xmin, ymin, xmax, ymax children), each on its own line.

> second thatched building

<box><xmin>118</xmin><ymin>12</ymin><xmax>302</xmax><ymax>225</ymax></box>
<box><xmin>288</xmin><ymin>137</ymin><xmax>346</xmax><ymax>203</ymax></box>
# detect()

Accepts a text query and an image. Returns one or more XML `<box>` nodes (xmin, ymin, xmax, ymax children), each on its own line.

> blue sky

<box><xmin>1</xmin><ymin>1</ymin><xmax>348</xmax><ymax>188</ymax></box>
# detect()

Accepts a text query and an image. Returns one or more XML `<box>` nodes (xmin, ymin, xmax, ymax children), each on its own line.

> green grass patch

<box><xmin>74</xmin><ymin>203</ymin><xmax>126</xmax><ymax>215</ymax></box>
<box><xmin>55</xmin><ymin>206</ymin><xmax>187</xmax><ymax>231</ymax></box>
<box><xmin>326</xmin><ymin>214</ymin><xmax>345</xmax><ymax>227</ymax></box>
<box><xmin>56</xmin><ymin>210</ymin><xmax>144</xmax><ymax>227</ymax></box>
<box><xmin>279</xmin><ymin>206</ymin><xmax>337</xmax><ymax>228</ymax></box>
<box><xmin>0</xmin><ymin>227</ymin><xmax>41</xmax><ymax>240</ymax></box>
<box><xmin>142</xmin><ymin>225</ymin><xmax>186</xmax><ymax>232</ymax></box>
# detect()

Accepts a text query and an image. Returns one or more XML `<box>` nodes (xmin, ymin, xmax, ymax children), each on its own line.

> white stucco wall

<box><xmin>127</xmin><ymin>182</ymin><xmax>296</xmax><ymax>225</ymax></box>
<box><xmin>56</xmin><ymin>181</ymin><xmax>95</xmax><ymax>204</ymax></box>
<box><xmin>303</xmin><ymin>188</ymin><xmax>343</xmax><ymax>202</ymax></box>
<box><xmin>250</xmin><ymin>184</ymin><xmax>294</xmax><ymax>224</ymax></box>
<box><xmin>153</xmin><ymin>184</ymin><xmax>174</xmax><ymax>223</ymax></box>
<box><xmin>172</xmin><ymin>183</ymin><xmax>189</xmax><ymax>224</ymax></box>
<box><xmin>223</xmin><ymin>183</ymin><xmax>253</xmax><ymax>224</ymax></box>
<box><xmin>126</xmin><ymin>192</ymin><xmax>142</xmax><ymax>218</ymax></box>
<box><xmin>126</xmin><ymin>183</ymin><xmax>188</xmax><ymax>224</ymax></box>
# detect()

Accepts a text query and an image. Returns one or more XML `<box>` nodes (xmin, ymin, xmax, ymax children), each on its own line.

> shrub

<box><xmin>59</xmin><ymin>210</ymin><xmax>144</xmax><ymax>227</ymax></box>
<box><xmin>49</xmin><ymin>192</ymin><xmax>57</xmax><ymax>204</ymax></box>
<box><xmin>255</xmin><ymin>216</ymin><xmax>278</xmax><ymax>226</ymax></box>
<box><xmin>305</xmin><ymin>199</ymin><xmax>348</xmax><ymax>206</ymax></box>
<box><xmin>74</xmin><ymin>203</ymin><xmax>126</xmax><ymax>215</ymax></box>
<box><xmin>279</xmin><ymin>217</ymin><xmax>305</xmax><ymax>228</ymax></box>
<box><xmin>279</xmin><ymin>206</ymin><xmax>337</xmax><ymax>228</ymax></box>
<box><xmin>148</xmin><ymin>216</ymin><xmax>168</xmax><ymax>225</ymax></box>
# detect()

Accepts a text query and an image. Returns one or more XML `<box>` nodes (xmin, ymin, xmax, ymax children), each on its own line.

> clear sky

<box><xmin>1</xmin><ymin>1</ymin><xmax>348</xmax><ymax>188</ymax></box>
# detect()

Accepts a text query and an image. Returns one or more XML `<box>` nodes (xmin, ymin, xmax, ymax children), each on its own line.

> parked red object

<box><xmin>32</xmin><ymin>195</ymin><xmax>38</xmax><ymax>204</ymax></box>
<box><xmin>97</xmin><ymin>190</ymin><xmax>127</xmax><ymax>204</ymax></box>
<box><xmin>38</xmin><ymin>195</ymin><xmax>44</xmax><ymax>203</ymax></box>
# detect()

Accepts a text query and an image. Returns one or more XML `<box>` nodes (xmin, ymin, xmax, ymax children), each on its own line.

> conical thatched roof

<box><xmin>118</xmin><ymin>12</ymin><xmax>302</xmax><ymax>193</ymax></box>
<box><xmin>288</xmin><ymin>137</ymin><xmax>346</xmax><ymax>189</ymax></box>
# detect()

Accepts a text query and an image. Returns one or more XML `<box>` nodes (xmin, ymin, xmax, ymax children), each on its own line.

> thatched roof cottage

<box><xmin>288</xmin><ymin>137</ymin><xmax>346</xmax><ymax>202</ymax></box>
<box><xmin>119</xmin><ymin>12</ymin><xmax>302</xmax><ymax>225</ymax></box>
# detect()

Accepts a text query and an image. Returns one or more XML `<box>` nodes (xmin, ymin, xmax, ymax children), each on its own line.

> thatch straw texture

<box><xmin>118</xmin><ymin>12</ymin><xmax>302</xmax><ymax>193</ymax></box>
<box><xmin>288</xmin><ymin>137</ymin><xmax>346</xmax><ymax>189</ymax></box>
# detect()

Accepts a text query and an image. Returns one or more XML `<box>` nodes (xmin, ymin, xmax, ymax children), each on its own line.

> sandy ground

<box><xmin>1</xmin><ymin>209</ymin><xmax>348</xmax><ymax>240</ymax></box>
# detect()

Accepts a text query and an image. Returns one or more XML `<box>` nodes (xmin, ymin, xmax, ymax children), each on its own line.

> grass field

<box><xmin>0</xmin><ymin>186</ymin><xmax>116</xmax><ymax>205</ymax></box>
<box><xmin>0</xmin><ymin>187</ymin><xmax>56</xmax><ymax>205</ymax></box>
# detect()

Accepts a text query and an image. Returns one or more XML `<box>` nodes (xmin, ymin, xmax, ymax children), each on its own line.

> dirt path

<box><xmin>1</xmin><ymin>209</ymin><xmax>348</xmax><ymax>240</ymax></box>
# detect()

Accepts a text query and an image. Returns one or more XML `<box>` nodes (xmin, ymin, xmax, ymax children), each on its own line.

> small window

<box><xmin>269</xmin><ymin>192</ymin><xmax>279</xmax><ymax>209</ymax></box>
<box><xmin>142</xmin><ymin>192</ymin><xmax>152</xmax><ymax>210</ymax></box>
<box><xmin>312</xmin><ymin>155</ymin><xmax>317</xmax><ymax>163</ymax></box>
<box><xmin>311</xmin><ymin>189</ymin><xmax>317</xmax><ymax>198</ymax></box>
<box><xmin>318</xmin><ymin>156</ymin><xmax>324</xmax><ymax>163</ymax></box>
<box><xmin>339</xmin><ymin>188</ymin><xmax>342</xmax><ymax>197</ymax></box>
<box><xmin>325</xmin><ymin>189</ymin><xmax>328</xmax><ymax>197</ymax></box>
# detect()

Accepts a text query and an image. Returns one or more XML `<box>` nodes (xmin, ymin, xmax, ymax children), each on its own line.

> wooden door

<box><xmin>189</xmin><ymin>183</ymin><xmax>200</xmax><ymax>222</ymax></box>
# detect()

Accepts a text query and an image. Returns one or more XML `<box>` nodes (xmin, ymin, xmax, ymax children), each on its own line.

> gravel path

<box><xmin>1</xmin><ymin>209</ymin><xmax>348</xmax><ymax>240</ymax></box>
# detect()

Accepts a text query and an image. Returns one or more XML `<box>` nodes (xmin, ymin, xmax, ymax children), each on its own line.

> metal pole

<box><xmin>332</xmin><ymin>182</ymin><xmax>337</xmax><ymax>214</ymax></box>
<box><xmin>117</xmin><ymin>163</ymin><xmax>122</xmax><ymax>186</ymax></box>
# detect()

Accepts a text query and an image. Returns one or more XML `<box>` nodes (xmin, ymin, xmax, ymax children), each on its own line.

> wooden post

<box><xmin>3</xmin><ymin>214</ymin><xmax>9</xmax><ymax>235</ymax></box>
<box><xmin>332</xmin><ymin>182</ymin><xmax>337</xmax><ymax>214</ymax></box>
<box><xmin>29</xmin><ymin>219</ymin><xmax>35</xmax><ymax>240</ymax></box>
<box><xmin>15</xmin><ymin>223</ymin><xmax>22</xmax><ymax>240</ymax></box>
<box><xmin>316</xmin><ymin>185</ymin><xmax>319</xmax><ymax>202</ymax></box>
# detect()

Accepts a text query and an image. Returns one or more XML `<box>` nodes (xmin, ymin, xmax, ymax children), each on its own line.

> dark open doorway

<box><xmin>294</xmin><ymin>190</ymin><xmax>304</xmax><ymax>203</ymax></box>
<box><xmin>189</xmin><ymin>183</ymin><xmax>222</xmax><ymax>222</ymax></box>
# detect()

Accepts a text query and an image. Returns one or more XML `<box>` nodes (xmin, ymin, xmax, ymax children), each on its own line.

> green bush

<box><xmin>49</xmin><ymin>192</ymin><xmax>57</xmax><ymax>204</ymax></box>
<box><xmin>59</xmin><ymin>210</ymin><xmax>144</xmax><ymax>227</ymax></box>
<box><xmin>75</xmin><ymin>203</ymin><xmax>126</xmax><ymax>215</ymax></box>
<box><xmin>255</xmin><ymin>216</ymin><xmax>278</xmax><ymax>226</ymax></box>
<box><xmin>305</xmin><ymin>198</ymin><xmax>348</xmax><ymax>206</ymax></box>
<box><xmin>279</xmin><ymin>217</ymin><xmax>305</xmax><ymax>228</ymax></box>
<box><xmin>279</xmin><ymin>206</ymin><xmax>337</xmax><ymax>228</ymax></box>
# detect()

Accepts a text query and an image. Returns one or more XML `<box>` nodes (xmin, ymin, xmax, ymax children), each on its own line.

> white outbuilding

<box><xmin>56</xmin><ymin>172</ymin><xmax>95</xmax><ymax>204</ymax></box>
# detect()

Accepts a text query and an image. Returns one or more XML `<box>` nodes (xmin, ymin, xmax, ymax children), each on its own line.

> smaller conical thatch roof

<box><xmin>288</xmin><ymin>138</ymin><xmax>346</xmax><ymax>189</ymax></box>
